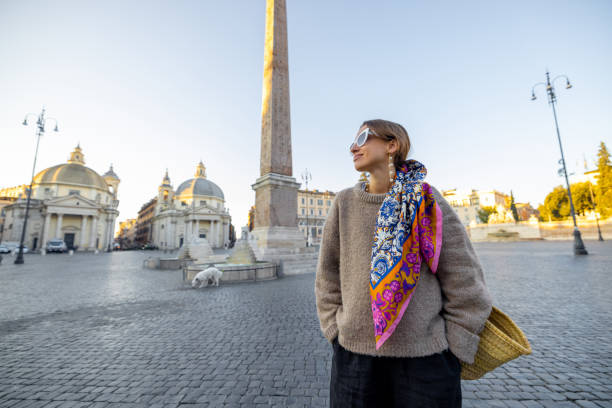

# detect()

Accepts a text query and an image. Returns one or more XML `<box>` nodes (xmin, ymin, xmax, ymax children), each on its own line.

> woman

<box><xmin>315</xmin><ymin>119</ymin><xmax>493</xmax><ymax>408</ymax></box>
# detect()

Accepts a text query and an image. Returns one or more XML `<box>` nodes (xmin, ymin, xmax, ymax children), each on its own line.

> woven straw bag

<box><xmin>460</xmin><ymin>306</ymin><xmax>532</xmax><ymax>380</ymax></box>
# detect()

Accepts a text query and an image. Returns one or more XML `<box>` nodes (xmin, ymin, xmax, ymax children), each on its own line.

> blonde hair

<box><xmin>361</xmin><ymin>119</ymin><xmax>411</xmax><ymax>169</ymax></box>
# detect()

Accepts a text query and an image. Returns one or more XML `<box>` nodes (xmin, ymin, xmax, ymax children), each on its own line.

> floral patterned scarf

<box><xmin>369</xmin><ymin>159</ymin><xmax>443</xmax><ymax>350</ymax></box>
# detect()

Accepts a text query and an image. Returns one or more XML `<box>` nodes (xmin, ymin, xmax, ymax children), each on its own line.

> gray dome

<box><xmin>176</xmin><ymin>178</ymin><xmax>224</xmax><ymax>199</ymax></box>
<box><xmin>103</xmin><ymin>165</ymin><xmax>119</xmax><ymax>180</ymax></box>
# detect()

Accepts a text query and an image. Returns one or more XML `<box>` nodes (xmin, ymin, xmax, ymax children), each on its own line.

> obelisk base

<box><xmin>248</xmin><ymin>226</ymin><xmax>318</xmax><ymax>277</ymax></box>
<box><xmin>250</xmin><ymin>172</ymin><xmax>312</xmax><ymax>272</ymax></box>
<box><xmin>250</xmin><ymin>226</ymin><xmax>307</xmax><ymax>257</ymax></box>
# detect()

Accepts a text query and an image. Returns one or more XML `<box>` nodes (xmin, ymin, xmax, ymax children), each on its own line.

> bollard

<box><xmin>68</xmin><ymin>249</ymin><xmax>74</xmax><ymax>256</ymax></box>
<box><xmin>41</xmin><ymin>249</ymin><xmax>46</xmax><ymax>256</ymax></box>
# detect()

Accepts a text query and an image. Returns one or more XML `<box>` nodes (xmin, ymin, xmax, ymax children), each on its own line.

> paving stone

<box><xmin>0</xmin><ymin>242</ymin><xmax>611</xmax><ymax>406</ymax></box>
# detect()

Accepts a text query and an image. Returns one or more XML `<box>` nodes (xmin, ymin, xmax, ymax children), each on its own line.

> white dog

<box><xmin>191</xmin><ymin>267</ymin><xmax>223</xmax><ymax>288</ymax></box>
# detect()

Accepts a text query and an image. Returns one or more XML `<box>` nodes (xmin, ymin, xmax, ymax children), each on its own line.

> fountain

<box><xmin>182</xmin><ymin>228</ymin><xmax>277</xmax><ymax>284</ymax></box>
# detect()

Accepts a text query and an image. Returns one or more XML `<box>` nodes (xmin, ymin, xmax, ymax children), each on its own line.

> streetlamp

<box><xmin>301</xmin><ymin>168</ymin><xmax>312</xmax><ymax>247</ymax></box>
<box><xmin>14</xmin><ymin>107</ymin><xmax>59</xmax><ymax>264</ymax></box>
<box><xmin>531</xmin><ymin>71</ymin><xmax>587</xmax><ymax>255</ymax></box>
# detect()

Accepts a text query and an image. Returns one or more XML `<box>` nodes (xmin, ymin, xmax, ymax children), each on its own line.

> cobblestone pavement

<box><xmin>1</xmin><ymin>241</ymin><xmax>611</xmax><ymax>408</ymax></box>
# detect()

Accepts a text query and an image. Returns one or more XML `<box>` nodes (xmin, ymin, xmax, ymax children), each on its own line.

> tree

<box><xmin>538</xmin><ymin>182</ymin><xmax>594</xmax><ymax>221</ymax></box>
<box><xmin>595</xmin><ymin>141</ymin><xmax>612</xmax><ymax>217</ymax></box>
<box><xmin>477</xmin><ymin>206</ymin><xmax>496</xmax><ymax>224</ymax></box>
<box><xmin>509</xmin><ymin>190</ymin><xmax>520</xmax><ymax>222</ymax></box>
<box><xmin>539</xmin><ymin>186</ymin><xmax>569</xmax><ymax>221</ymax></box>
<box><xmin>570</xmin><ymin>182</ymin><xmax>594</xmax><ymax>216</ymax></box>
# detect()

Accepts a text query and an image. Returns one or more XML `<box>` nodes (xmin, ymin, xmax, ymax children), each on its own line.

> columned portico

<box><xmin>210</xmin><ymin>220</ymin><xmax>215</xmax><ymax>246</ymax></box>
<box><xmin>90</xmin><ymin>216</ymin><xmax>98</xmax><ymax>250</ymax></box>
<box><xmin>216</xmin><ymin>220</ymin><xmax>221</xmax><ymax>246</ymax></box>
<box><xmin>55</xmin><ymin>213</ymin><xmax>64</xmax><ymax>240</ymax></box>
<box><xmin>169</xmin><ymin>220</ymin><xmax>176</xmax><ymax>248</ymax></box>
<box><xmin>42</xmin><ymin>213</ymin><xmax>51</xmax><ymax>249</ymax></box>
<box><xmin>149</xmin><ymin>162</ymin><xmax>231</xmax><ymax>251</ymax></box>
<box><xmin>106</xmin><ymin>216</ymin><xmax>113</xmax><ymax>251</ymax></box>
<box><xmin>223</xmin><ymin>222</ymin><xmax>229</xmax><ymax>247</ymax></box>
<box><xmin>78</xmin><ymin>216</ymin><xmax>87</xmax><ymax>248</ymax></box>
<box><xmin>1</xmin><ymin>146</ymin><xmax>120</xmax><ymax>255</ymax></box>
<box><xmin>152</xmin><ymin>208</ymin><xmax>231</xmax><ymax>250</ymax></box>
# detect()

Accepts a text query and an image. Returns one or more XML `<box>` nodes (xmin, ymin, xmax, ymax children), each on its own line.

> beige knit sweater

<box><xmin>315</xmin><ymin>181</ymin><xmax>493</xmax><ymax>364</ymax></box>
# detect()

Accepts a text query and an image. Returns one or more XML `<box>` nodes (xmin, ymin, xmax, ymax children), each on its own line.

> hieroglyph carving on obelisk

<box><xmin>251</xmin><ymin>0</ymin><xmax>306</xmax><ymax>253</ymax></box>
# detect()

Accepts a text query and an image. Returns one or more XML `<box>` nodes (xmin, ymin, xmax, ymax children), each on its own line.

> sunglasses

<box><xmin>349</xmin><ymin>127</ymin><xmax>393</xmax><ymax>152</ymax></box>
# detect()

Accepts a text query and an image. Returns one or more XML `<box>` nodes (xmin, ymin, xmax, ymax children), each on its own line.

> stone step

<box><xmin>281</xmin><ymin>257</ymin><xmax>318</xmax><ymax>266</ymax></box>
<box><xmin>278</xmin><ymin>257</ymin><xmax>319</xmax><ymax>276</ymax></box>
<box><xmin>278</xmin><ymin>258</ymin><xmax>319</xmax><ymax>267</ymax></box>
<box><xmin>283</xmin><ymin>268</ymin><xmax>316</xmax><ymax>276</ymax></box>
<box><xmin>270</xmin><ymin>252</ymin><xmax>319</xmax><ymax>261</ymax></box>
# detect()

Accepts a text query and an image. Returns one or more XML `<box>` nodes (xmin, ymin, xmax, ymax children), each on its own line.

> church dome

<box><xmin>175</xmin><ymin>161</ymin><xmax>224</xmax><ymax>199</ymax></box>
<box><xmin>103</xmin><ymin>164</ymin><xmax>120</xmax><ymax>180</ymax></box>
<box><xmin>176</xmin><ymin>179</ymin><xmax>224</xmax><ymax>199</ymax></box>
<box><xmin>32</xmin><ymin>145</ymin><xmax>110</xmax><ymax>191</ymax></box>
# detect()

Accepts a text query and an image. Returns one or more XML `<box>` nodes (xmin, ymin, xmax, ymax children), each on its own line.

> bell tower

<box><xmin>158</xmin><ymin>169</ymin><xmax>174</xmax><ymax>210</ymax></box>
<box><xmin>68</xmin><ymin>144</ymin><xmax>85</xmax><ymax>165</ymax></box>
<box><xmin>103</xmin><ymin>164</ymin><xmax>120</xmax><ymax>199</ymax></box>
<box><xmin>195</xmin><ymin>161</ymin><xmax>206</xmax><ymax>178</ymax></box>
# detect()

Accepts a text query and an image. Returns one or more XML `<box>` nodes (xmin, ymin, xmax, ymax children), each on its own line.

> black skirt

<box><xmin>330</xmin><ymin>337</ymin><xmax>462</xmax><ymax>408</ymax></box>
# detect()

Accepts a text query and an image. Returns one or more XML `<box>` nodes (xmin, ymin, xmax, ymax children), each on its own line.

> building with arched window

<box><xmin>149</xmin><ymin>162</ymin><xmax>232</xmax><ymax>250</ymax></box>
<box><xmin>0</xmin><ymin>145</ymin><xmax>120</xmax><ymax>251</ymax></box>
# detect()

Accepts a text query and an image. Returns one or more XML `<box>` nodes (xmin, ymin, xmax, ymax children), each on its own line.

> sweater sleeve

<box><xmin>430</xmin><ymin>186</ymin><xmax>493</xmax><ymax>364</ymax></box>
<box><xmin>315</xmin><ymin>193</ymin><xmax>342</xmax><ymax>343</ymax></box>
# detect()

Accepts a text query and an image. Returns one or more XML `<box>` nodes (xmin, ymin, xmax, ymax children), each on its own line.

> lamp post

<box><xmin>14</xmin><ymin>107</ymin><xmax>59</xmax><ymax>264</ymax></box>
<box><xmin>531</xmin><ymin>71</ymin><xmax>587</xmax><ymax>255</ymax></box>
<box><xmin>587</xmin><ymin>182</ymin><xmax>604</xmax><ymax>241</ymax></box>
<box><xmin>301</xmin><ymin>168</ymin><xmax>312</xmax><ymax>247</ymax></box>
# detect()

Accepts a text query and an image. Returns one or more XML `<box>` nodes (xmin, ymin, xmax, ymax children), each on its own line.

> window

<box><xmin>310</xmin><ymin>209</ymin><xmax>314</xmax><ymax>215</ymax></box>
<box><xmin>301</xmin><ymin>208</ymin><xmax>305</xmax><ymax>215</ymax></box>
<box><xmin>317</xmin><ymin>200</ymin><xmax>323</xmax><ymax>206</ymax></box>
<box><xmin>327</xmin><ymin>200</ymin><xmax>331</xmax><ymax>206</ymax></box>
<box><xmin>318</xmin><ymin>209</ymin><xmax>322</xmax><ymax>216</ymax></box>
<box><xmin>69</xmin><ymin>190</ymin><xmax>80</xmax><ymax>196</ymax></box>
<box><xmin>200</xmin><ymin>200</ymin><xmax>205</xmax><ymax>206</ymax></box>
<box><xmin>310</xmin><ymin>199</ymin><xmax>313</xmax><ymax>205</ymax></box>
<box><xmin>301</xmin><ymin>198</ymin><xmax>305</xmax><ymax>204</ymax></box>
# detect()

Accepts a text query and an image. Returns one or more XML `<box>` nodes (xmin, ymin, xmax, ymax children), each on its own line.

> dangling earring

<box><xmin>388</xmin><ymin>154</ymin><xmax>395</xmax><ymax>188</ymax></box>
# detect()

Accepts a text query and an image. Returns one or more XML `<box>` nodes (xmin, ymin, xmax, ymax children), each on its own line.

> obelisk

<box><xmin>251</xmin><ymin>0</ymin><xmax>306</xmax><ymax>257</ymax></box>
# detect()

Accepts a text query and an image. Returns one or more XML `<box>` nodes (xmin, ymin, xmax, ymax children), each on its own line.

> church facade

<box><xmin>151</xmin><ymin>162</ymin><xmax>232</xmax><ymax>250</ymax></box>
<box><xmin>0</xmin><ymin>145</ymin><xmax>120</xmax><ymax>251</ymax></box>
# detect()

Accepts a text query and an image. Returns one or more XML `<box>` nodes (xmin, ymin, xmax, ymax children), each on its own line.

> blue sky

<box><xmin>1</xmin><ymin>0</ymin><xmax>611</xmax><ymax>230</ymax></box>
